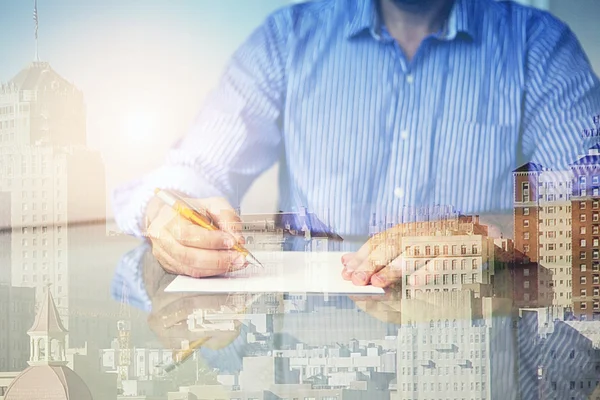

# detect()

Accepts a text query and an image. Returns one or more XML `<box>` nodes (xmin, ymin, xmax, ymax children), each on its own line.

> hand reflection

<box><xmin>141</xmin><ymin>249</ymin><xmax>259</xmax><ymax>352</ymax></box>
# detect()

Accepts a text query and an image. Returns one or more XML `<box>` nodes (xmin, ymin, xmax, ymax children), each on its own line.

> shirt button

<box><xmin>394</xmin><ymin>187</ymin><xmax>405</xmax><ymax>198</ymax></box>
<box><xmin>400</xmin><ymin>130</ymin><xmax>409</xmax><ymax>140</ymax></box>
<box><xmin>406</xmin><ymin>74</ymin><xmax>414</xmax><ymax>84</ymax></box>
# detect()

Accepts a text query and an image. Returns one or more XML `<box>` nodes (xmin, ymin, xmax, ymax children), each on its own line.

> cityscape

<box><xmin>3</xmin><ymin>1</ymin><xmax>600</xmax><ymax>400</ymax></box>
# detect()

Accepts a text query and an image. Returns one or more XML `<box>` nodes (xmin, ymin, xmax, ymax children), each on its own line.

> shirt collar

<box><xmin>344</xmin><ymin>0</ymin><xmax>477</xmax><ymax>42</ymax></box>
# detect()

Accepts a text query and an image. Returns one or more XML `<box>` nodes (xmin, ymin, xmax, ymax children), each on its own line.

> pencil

<box><xmin>163</xmin><ymin>336</ymin><xmax>212</xmax><ymax>373</ymax></box>
<box><xmin>154</xmin><ymin>188</ymin><xmax>264</xmax><ymax>269</ymax></box>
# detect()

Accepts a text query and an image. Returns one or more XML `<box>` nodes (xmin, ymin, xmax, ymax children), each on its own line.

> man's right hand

<box><xmin>144</xmin><ymin>194</ymin><xmax>247</xmax><ymax>277</ymax></box>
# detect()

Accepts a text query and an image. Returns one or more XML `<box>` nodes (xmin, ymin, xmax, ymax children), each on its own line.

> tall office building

<box><xmin>514</xmin><ymin>145</ymin><xmax>600</xmax><ymax>319</ymax></box>
<box><xmin>569</xmin><ymin>145</ymin><xmax>600</xmax><ymax>318</ymax></box>
<box><xmin>396</xmin><ymin>290</ymin><xmax>517</xmax><ymax>400</ymax></box>
<box><xmin>0</xmin><ymin>62</ymin><xmax>107</xmax><ymax>343</ymax></box>
<box><xmin>513</xmin><ymin>164</ymin><xmax>574</xmax><ymax>308</ymax></box>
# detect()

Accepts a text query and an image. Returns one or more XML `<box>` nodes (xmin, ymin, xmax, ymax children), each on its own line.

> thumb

<box><xmin>198</xmin><ymin>197</ymin><xmax>244</xmax><ymax>244</ymax></box>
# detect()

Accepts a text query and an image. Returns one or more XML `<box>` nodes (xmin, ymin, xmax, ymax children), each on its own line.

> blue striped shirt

<box><xmin>113</xmin><ymin>0</ymin><xmax>600</xmax><ymax>238</ymax></box>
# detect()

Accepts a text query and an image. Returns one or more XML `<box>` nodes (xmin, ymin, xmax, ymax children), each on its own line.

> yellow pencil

<box><xmin>153</xmin><ymin>188</ymin><xmax>264</xmax><ymax>268</ymax></box>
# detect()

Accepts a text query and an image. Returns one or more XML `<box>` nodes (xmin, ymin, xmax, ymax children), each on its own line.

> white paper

<box><xmin>164</xmin><ymin>251</ymin><xmax>385</xmax><ymax>295</ymax></box>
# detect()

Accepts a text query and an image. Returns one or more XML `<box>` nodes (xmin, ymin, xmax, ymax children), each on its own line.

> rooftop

<box><xmin>6</xmin><ymin>61</ymin><xmax>75</xmax><ymax>91</ymax></box>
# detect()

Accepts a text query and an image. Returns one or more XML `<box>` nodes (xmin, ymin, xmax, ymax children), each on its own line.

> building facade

<box><xmin>0</xmin><ymin>285</ymin><xmax>35</xmax><ymax>372</ymax></box>
<box><xmin>514</xmin><ymin>145</ymin><xmax>600</xmax><ymax>318</ymax></box>
<box><xmin>0</xmin><ymin>62</ymin><xmax>108</xmax><ymax>345</ymax></box>
<box><xmin>396</xmin><ymin>290</ymin><xmax>517</xmax><ymax>400</ymax></box>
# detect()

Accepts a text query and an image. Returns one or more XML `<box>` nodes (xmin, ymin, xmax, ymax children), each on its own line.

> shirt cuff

<box><xmin>112</xmin><ymin>165</ymin><xmax>225</xmax><ymax>238</ymax></box>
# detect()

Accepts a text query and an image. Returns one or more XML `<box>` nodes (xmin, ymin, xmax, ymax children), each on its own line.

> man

<box><xmin>114</xmin><ymin>0</ymin><xmax>600</xmax><ymax>287</ymax></box>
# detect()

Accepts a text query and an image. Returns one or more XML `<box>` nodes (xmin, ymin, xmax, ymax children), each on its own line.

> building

<box><xmin>514</xmin><ymin>145</ymin><xmax>600</xmax><ymax>318</ymax></box>
<box><xmin>570</xmin><ymin>145</ymin><xmax>600</xmax><ymax>318</ymax></box>
<box><xmin>513</xmin><ymin>163</ymin><xmax>574</xmax><ymax>308</ymax></box>
<box><xmin>2</xmin><ymin>289</ymin><xmax>93</xmax><ymax>400</ymax></box>
<box><xmin>0</xmin><ymin>285</ymin><xmax>35</xmax><ymax>372</ymax></box>
<box><xmin>368</xmin><ymin>213</ymin><xmax>496</xmax><ymax>300</ymax></box>
<box><xmin>0</xmin><ymin>61</ymin><xmax>110</xmax><ymax>346</ymax></box>
<box><xmin>535</xmin><ymin>320</ymin><xmax>600</xmax><ymax>399</ymax></box>
<box><xmin>233</xmin><ymin>209</ymin><xmax>343</xmax><ymax>253</ymax></box>
<box><xmin>395</xmin><ymin>290</ymin><xmax>517</xmax><ymax>400</ymax></box>
<box><xmin>0</xmin><ymin>192</ymin><xmax>11</xmax><ymax>285</ymax></box>
<box><xmin>493</xmin><ymin>239</ymin><xmax>553</xmax><ymax>308</ymax></box>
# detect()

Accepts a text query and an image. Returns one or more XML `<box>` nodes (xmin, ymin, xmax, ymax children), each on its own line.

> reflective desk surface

<box><xmin>0</xmin><ymin>222</ymin><xmax>598</xmax><ymax>400</ymax></box>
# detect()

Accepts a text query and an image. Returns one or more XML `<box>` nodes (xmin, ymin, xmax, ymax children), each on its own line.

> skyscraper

<box><xmin>514</xmin><ymin>145</ymin><xmax>600</xmax><ymax>319</ymax></box>
<box><xmin>0</xmin><ymin>61</ymin><xmax>107</xmax><ymax>343</ymax></box>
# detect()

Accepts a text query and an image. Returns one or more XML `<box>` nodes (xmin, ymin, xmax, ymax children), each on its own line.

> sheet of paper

<box><xmin>165</xmin><ymin>251</ymin><xmax>385</xmax><ymax>294</ymax></box>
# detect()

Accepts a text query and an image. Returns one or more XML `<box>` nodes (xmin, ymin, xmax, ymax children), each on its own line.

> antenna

<box><xmin>33</xmin><ymin>0</ymin><xmax>39</xmax><ymax>61</ymax></box>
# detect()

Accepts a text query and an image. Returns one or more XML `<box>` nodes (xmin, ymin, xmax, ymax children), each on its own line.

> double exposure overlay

<box><xmin>1</xmin><ymin>0</ymin><xmax>600</xmax><ymax>399</ymax></box>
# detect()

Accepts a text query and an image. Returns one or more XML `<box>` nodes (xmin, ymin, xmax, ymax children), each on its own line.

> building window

<box><xmin>582</xmin><ymin>226</ymin><xmax>588</xmax><ymax>234</ymax></box>
<box><xmin>582</xmin><ymin>252</ymin><xmax>587</xmax><ymax>260</ymax></box>
<box><xmin>524</xmin><ymin>281</ymin><xmax>530</xmax><ymax>289</ymax></box>
<box><xmin>582</xmin><ymin>215</ymin><xmax>588</xmax><ymax>222</ymax></box>
<box><xmin>582</xmin><ymin>239</ymin><xmax>588</xmax><ymax>247</ymax></box>
<box><xmin>524</xmin><ymin>207</ymin><xmax>530</xmax><ymax>215</ymax></box>
<box><xmin>582</xmin><ymin>302</ymin><xmax>588</xmax><ymax>310</ymax></box>
<box><xmin>524</xmin><ymin>269</ymin><xmax>530</xmax><ymax>276</ymax></box>
<box><xmin>582</xmin><ymin>264</ymin><xmax>588</xmax><ymax>272</ymax></box>
<box><xmin>524</xmin><ymin>220</ymin><xmax>530</xmax><ymax>228</ymax></box>
<box><xmin>524</xmin><ymin>232</ymin><xmax>530</xmax><ymax>240</ymax></box>
<box><xmin>582</xmin><ymin>201</ymin><xmax>587</xmax><ymax>210</ymax></box>
<box><xmin>581</xmin><ymin>277</ymin><xmax>587</xmax><ymax>285</ymax></box>
<box><xmin>524</xmin><ymin>245</ymin><xmax>530</xmax><ymax>252</ymax></box>
<box><xmin>523</xmin><ymin>182</ymin><xmax>530</xmax><ymax>202</ymax></box>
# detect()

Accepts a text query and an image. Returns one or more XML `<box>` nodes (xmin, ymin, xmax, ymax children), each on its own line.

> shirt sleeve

<box><xmin>520</xmin><ymin>12</ymin><xmax>600</xmax><ymax>171</ymax></box>
<box><xmin>113</xmin><ymin>11</ymin><xmax>289</xmax><ymax>237</ymax></box>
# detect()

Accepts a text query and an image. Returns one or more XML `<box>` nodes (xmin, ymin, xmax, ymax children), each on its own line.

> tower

<box><xmin>27</xmin><ymin>288</ymin><xmax>67</xmax><ymax>366</ymax></box>
<box><xmin>3</xmin><ymin>288</ymin><xmax>94</xmax><ymax>400</ymax></box>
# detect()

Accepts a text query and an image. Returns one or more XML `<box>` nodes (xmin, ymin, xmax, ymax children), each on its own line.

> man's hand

<box><xmin>341</xmin><ymin>227</ymin><xmax>405</xmax><ymax>288</ymax></box>
<box><xmin>144</xmin><ymin>194</ymin><xmax>247</xmax><ymax>277</ymax></box>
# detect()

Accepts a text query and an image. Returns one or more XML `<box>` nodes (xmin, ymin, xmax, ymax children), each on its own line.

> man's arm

<box><xmin>520</xmin><ymin>12</ymin><xmax>600</xmax><ymax>169</ymax></box>
<box><xmin>113</xmin><ymin>11</ymin><xmax>289</xmax><ymax>237</ymax></box>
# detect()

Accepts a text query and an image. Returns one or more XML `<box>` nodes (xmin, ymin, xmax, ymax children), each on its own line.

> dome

<box><xmin>4</xmin><ymin>365</ymin><xmax>93</xmax><ymax>400</ymax></box>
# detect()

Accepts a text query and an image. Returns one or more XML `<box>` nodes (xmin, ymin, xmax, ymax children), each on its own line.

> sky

<box><xmin>0</xmin><ymin>0</ymin><xmax>290</xmax><ymax>216</ymax></box>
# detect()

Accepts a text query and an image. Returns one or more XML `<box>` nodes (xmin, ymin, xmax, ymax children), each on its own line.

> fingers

<box><xmin>200</xmin><ymin>197</ymin><xmax>245</xmax><ymax>243</ymax></box>
<box><xmin>342</xmin><ymin>231</ymin><xmax>403</xmax><ymax>286</ymax></box>
<box><xmin>164</xmin><ymin>213</ymin><xmax>238</xmax><ymax>250</ymax></box>
<box><xmin>369</xmin><ymin>256</ymin><xmax>404</xmax><ymax>288</ymax></box>
<box><xmin>152</xmin><ymin>230</ymin><xmax>247</xmax><ymax>278</ymax></box>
